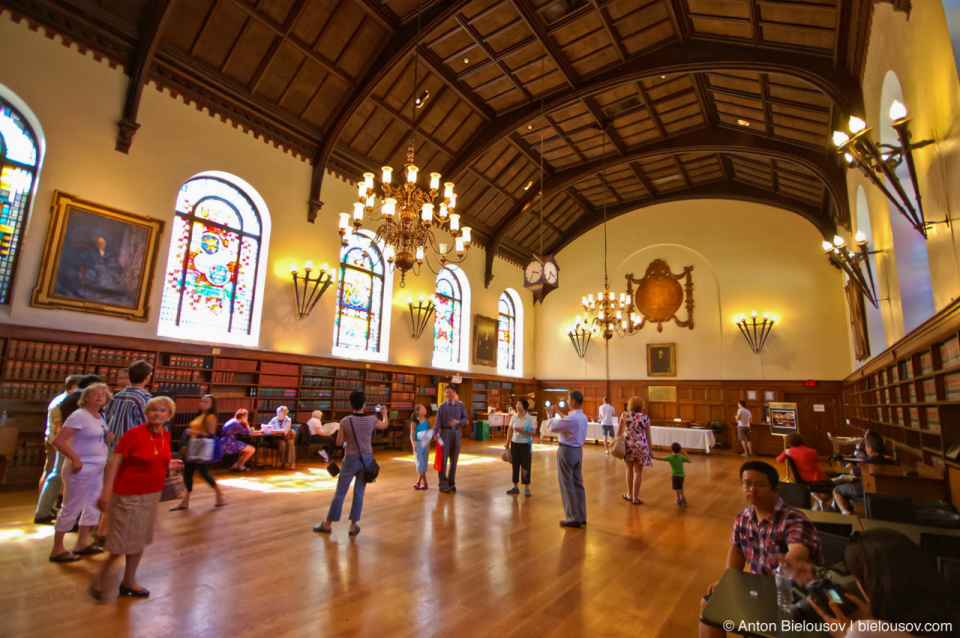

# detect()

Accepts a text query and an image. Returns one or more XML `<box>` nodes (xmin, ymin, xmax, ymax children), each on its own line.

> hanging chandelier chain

<box><xmin>538</xmin><ymin>42</ymin><xmax>545</xmax><ymax>259</ymax></box>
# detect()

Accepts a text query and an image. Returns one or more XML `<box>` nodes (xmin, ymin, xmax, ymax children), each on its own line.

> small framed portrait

<box><xmin>31</xmin><ymin>191</ymin><xmax>165</xmax><ymax>321</ymax></box>
<box><xmin>764</xmin><ymin>390</ymin><xmax>776</xmax><ymax>402</ymax></box>
<box><xmin>472</xmin><ymin>314</ymin><xmax>499</xmax><ymax>367</ymax></box>
<box><xmin>746</xmin><ymin>390</ymin><xmax>758</xmax><ymax>401</ymax></box>
<box><xmin>646</xmin><ymin>343</ymin><xmax>676</xmax><ymax>377</ymax></box>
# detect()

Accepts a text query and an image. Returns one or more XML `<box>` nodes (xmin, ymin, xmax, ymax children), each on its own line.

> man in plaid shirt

<box><xmin>699</xmin><ymin>460</ymin><xmax>822</xmax><ymax>638</ymax></box>
<box><xmin>105</xmin><ymin>360</ymin><xmax>153</xmax><ymax>449</ymax></box>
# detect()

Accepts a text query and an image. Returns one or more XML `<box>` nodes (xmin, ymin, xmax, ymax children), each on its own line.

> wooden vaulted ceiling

<box><xmin>2</xmin><ymin>0</ymin><xmax>895</xmax><ymax>284</ymax></box>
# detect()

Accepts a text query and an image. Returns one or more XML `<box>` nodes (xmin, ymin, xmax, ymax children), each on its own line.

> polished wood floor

<box><xmin>0</xmin><ymin>440</ymin><xmax>757</xmax><ymax>637</ymax></box>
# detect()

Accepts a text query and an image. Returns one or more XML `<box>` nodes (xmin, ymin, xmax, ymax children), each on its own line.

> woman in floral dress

<box><xmin>617</xmin><ymin>395</ymin><xmax>652</xmax><ymax>504</ymax></box>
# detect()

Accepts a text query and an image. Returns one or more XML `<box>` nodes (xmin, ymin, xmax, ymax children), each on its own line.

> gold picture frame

<box><xmin>647</xmin><ymin>343</ymin><xmax>676</xmax><ymax>377</ymax></box>
<box><xmin>472</xmin><ymin>314</ymin><xmax>498</xmax><ymax>367</ymax></box>
<box><xmin>31</xmin><ymin>191</ymin><xmax>165</xmax><ymax>321</ymax></box>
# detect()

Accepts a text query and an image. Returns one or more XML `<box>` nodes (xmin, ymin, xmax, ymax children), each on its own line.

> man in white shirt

<box><xmin>548</xmin><ymin>391</ymin><xmax>588</xmax><ymax>528</ymax></box>
<box><xmin>598</xmin><ymin>396</ymin><xmax>616</xmax><ymax>455</ymax></box>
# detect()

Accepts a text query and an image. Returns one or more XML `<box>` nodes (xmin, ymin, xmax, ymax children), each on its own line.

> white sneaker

<box><xmin>605</xmin><ymin>450</ymin><xmax>610</xmax><ymax>455</ymax></box>
<box><xmin>318</xmin><ymin>450</ymin><xmax>329</xmax><ymax>462</ymax></box>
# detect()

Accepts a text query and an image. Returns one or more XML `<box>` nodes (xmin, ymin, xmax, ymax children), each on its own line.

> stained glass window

<box><xmin>332</xmin><ymin>232</ymin><xmax>389</xmax><ymax>360</ymax></box>
<box><xmin>158</xmin><ymin>174</ymin><xmax>268</xmax><ymax>346</ymax></box>
<box><xmin>0</xmin><ymin>98</ymin><xmax>40</xmax><ymax>305</ymax></box>
<box><xmin>497</xmin><ymin>288</ymin><xmax>523</xmax><ymax>376</ymax></box>
<box><xmin>433</xmin><ymin>266</ymin><xmax>470</xmax><ymax>370</ymax></box>
<box><xmin>498</xmin><ymin>292</ymin><xmax>516</xmax><ymax>372</ymax></box>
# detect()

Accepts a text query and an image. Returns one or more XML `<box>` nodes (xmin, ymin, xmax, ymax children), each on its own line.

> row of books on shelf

<box><xmin>302</xmin><ymin>376</ymin><xmax>334</xmax><ymax>387</ymax></box>
<box><xmin>213</xmin><ymin>358</ymin><xmax>258</xmax><ymax>372</ymax></box>
<box><xmin>335</xmin><ymin>379</ymin><xmax>363</xmax><ymax>390</ymax></box>
<box><xmin>88</xmin><ymin>347</ymin><xmax>156</xmax><ymax>366</ymax></box>
<box><xmin>176</xmin><ymin>396</ymin><xmax>254</xmax><ymax>413</ymax></box>
<box><xmin>395</xmin><ymin>373</ymin><xmax>416</xmax><ymax>384</ymax></box>
<box><xmin>155</xmin><ymin>369</ymin><xmax>204</xmax><ymax>382</ymax></box>
<box><xmin>155</xmin><ymin>382</ymin><xmax>208</xmax><ymax>396</ymax></box>
<box><xmin>258</xmin><ymin>387</ymin><xmax>297</xmax><ymax>398</ymax></box>
<box><xmin>417</xmin><ymin>386</ymin><xmax>437</xmax><ymax>395</ymax></box>
<box><xmin>261</xmin><ymin>362</ymin><xmax>298</xmax><ymax>376</ymax></box>
<box><xmin>257</xmin><ymin>399</ymin><xmax>294</xmax><ymax>411</ymax></box>
<box><xmin>301</xmin><ymin>388</ymin><xmax>333</xmax><ymax>398</ymax></box>
<box><xmin>262</xmin><ymin>374</ymin><xmax>299</xmax><ymax>386</ymax></box>
<box><xmin>302</xmin><ymin>365</ymin><xmax>336</xmax><ymax>376</ymax></box>
<box><xmin>164</xmin><ymin>355</ymin><xmax>209</xmax><ymax>369</ymax></box>
<box><xmin>3</xmin><ymin>361</ymin><xmax>79</xmax><ymax>381</ymax></box>
<box><xmin>0</xmin><ymin>381</ymin><xmax>62</xmax><ymax>400</ymax></box>
<box><xmin>367</xmin><ymin>371</ymin><xmax>390</xmax><ymax>382</ymax></box>
<box><xmin>5</xmin><ymin>340</ymin><xmax>86</xmax><ymax>363</ymax></box>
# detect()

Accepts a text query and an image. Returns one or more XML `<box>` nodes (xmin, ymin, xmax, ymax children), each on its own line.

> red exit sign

<box><xmin>805</xmin><ymin>380</ymin><xmax>817</xmax><ymax>387</ymax></box>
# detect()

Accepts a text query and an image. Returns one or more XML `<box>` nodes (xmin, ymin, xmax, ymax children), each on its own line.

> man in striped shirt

<box><xmin>105</xmin><ymin>360</ymin><xmax>153</xmax><ymax>449</ymax></box>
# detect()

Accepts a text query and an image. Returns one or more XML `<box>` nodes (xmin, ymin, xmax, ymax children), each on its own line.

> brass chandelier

<box><xmin>339</xmin><ymin>9</ymin><xmax>471</xmax><ymax>287</ymax></box>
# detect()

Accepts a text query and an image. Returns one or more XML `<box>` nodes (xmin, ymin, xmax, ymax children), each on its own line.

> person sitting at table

<box><xmin>221</xmin><ymin>409</ymin><xmax>255</xmax><ymax>472</ymax></box>
<box><xmin>833</xmin><ymin>431</ymin><xmax>895</xmax><ymax>515</ymax></box>
<box><xmin>699</xmin><ymin>460</ymin><xmax>823</xmax><ymax>638</ymax></box>
<box><xmin>267</xmin><ymin>405</ymin><xmax>296</xmax><ymax>470</ymax></box>
<box><xmin>777</xmin><ymin>433</ymin><xmax>836</xmax><ymax>507</ymax></box>
<box><xmin>307</xmin><ymin>410</ymin><xmax>336</xmax><ymax>462</ymax></box>
<box><xmin>810</xmin><ymin>528</ymin><xmax>958</xmax><ymax>638</ymax></box>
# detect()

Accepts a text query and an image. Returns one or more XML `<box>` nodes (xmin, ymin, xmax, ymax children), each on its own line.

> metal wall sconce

<box><xmin>832</xmin><ymin>102</ymin><xmax>934</xmax><ymax>238</ymax></box>
<box><xmin>291</xmin><ymin>261</ymin><xmax>334</xmax><ymax>320</ymax></box>
<box><xmin>821</xmin><ymin>232</ymin><xmax>880</xmax><ymax>308</ymax></box>
<box><xmin>407</xmin><ymin>294</ymin><xmax>436</xmax><ymax>339</ymax></box>
<box><xmin>735</xmin><ymin>311</ymin><xmax>778</xmax><ymax>354</ymax></box>
<box><xmin>566</xmin><ymin>318</ymin><xmax>594</xmax><ymax>359</ymax></box>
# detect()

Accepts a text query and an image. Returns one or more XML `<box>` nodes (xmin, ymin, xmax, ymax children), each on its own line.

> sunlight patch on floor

<box><xmin>393</xmin><ymin>453</ymin><xmax>498</xmax><ymax>465</ymax></box>
<box><xmin>0</xmin><ymin>524</ymin><xmax>56</xmax><ymax>544</ymax></box>
<box><xmin>218</xmin><ymin>467</ymin><xmax>340</xmax><ymax>493</ymax></box>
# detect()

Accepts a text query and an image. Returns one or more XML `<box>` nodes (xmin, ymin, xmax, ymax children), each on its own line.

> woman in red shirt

<box><xmin>90</xmin><ymin>396</ymin><xmax>182</xmax><ymax>600</ymax></box>
<box><xmin>776</xmin><ymin>433</ymin><xmax>831</xmax><ymax>482</ymax></box>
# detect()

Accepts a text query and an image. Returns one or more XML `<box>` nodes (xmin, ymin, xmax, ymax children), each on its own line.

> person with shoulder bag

<box><xmin>170</xmin><ymin>394</ymin><xmax>225</xmax><ymax>511</ymax></box>
<box><xmin>313</xmin><ymin>390</ymin><xmax>387</xmax><ymax>537</ymax></box>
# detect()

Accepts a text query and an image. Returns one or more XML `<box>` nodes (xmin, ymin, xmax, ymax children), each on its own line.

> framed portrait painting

<box><xmin>473</xmin><ymin>314</ymin><xmax>498</xmax><ymax>367</ymax></box>
<box><xmin>31</xmin><ymin>191</ymin><xmax>164</xmax><ymax>321</ymax></box>
<box><xmin>647</xmin><ymin>343</ymin><xmax>676</xmax><ymax>377</ymax></box>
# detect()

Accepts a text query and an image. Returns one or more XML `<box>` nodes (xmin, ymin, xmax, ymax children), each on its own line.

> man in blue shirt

<box><xmin>435</xmin><ymin>385</ymin><xmax>468</xmax><ymax>493</ymax></box>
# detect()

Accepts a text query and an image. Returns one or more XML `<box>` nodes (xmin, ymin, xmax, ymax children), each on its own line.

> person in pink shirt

<box><xmin>776</xmin><ymin>433</ymin><xmax>830</xmax><ymax>482</ymax></box>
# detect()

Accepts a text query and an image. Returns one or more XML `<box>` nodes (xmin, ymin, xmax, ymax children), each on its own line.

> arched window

<box><xmin>433</xmin><ymin>266</ymin><xmax>470</xmax><ymax>370</ymax></box>
<box><xmin>332</xmin><ymin>230</ymin><xmax>393</xmax><ymax>362</ymax></box>
<box><xmin>158</xmin><ymin>173</ymin><xmax>271</xmax><ymax>347</ymax></box>
<box><xmin>498</xmin><ymin>288</ymin><xmax>523</xmax><ymax>376</ymax></box>
<box><xmin>855</xmin><ymin>187</ymin><xmax>886</xmax><ymax>359</ymax></box>
<box><xmin>0</xmin><ymin>94</ymin><xmax>42</xmax><ymax>304</ymax></box>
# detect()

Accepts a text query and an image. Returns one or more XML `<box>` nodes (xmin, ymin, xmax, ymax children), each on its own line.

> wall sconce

<box><xmin>735</xmin><ymin>311</ymin><xmax>777</xmax><ymax>354</ymax></box>
<box><xmin>566</xmin><ymin>317</ymin><xmax>594</xmax><ymax>359</ymax></box>
<box><xmin>821</xmin><ymin>232</ymin><xmax>880</xmax><ymax>308</ymax></box>
<box><xmin>832</xmin><ymin>102</ymin><xmax>934</xmax><ymax>237</ymax></box>
<box><xmin>407</xmin><ymin>294</ymin><xmax>436</xmax><ymax>339</ymax></box>
<box><xmin>291</xmin><ymin>261</ymin><xmax>333</xmax><ymax>320</ymax></box>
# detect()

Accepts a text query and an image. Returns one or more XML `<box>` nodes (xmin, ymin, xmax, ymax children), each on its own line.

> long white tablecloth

<box><xmin>538</xmin><ymin>421</ymin><xmax>716</xmax><ymax>454</ymax></box>
<box><xmin>649</xmin><ymin>426</ymin><xmax>716</xmax><ymax>454</ymax></box>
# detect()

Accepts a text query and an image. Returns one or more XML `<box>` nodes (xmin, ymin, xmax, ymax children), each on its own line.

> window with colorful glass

<box><xmin>0</xmin><ymin>98</ymin><xmax>41</xmax><ymax>304</ymax></box>
<box><xmin>332</xmin><ymin>231</ymin><xmax>390</xmax><ymax>360</ymax></box>
<box><xmin>433</xmin><ymin>266</ymin><xmax>469</xmax><ymax>370</ymax></box>
<box><xmin>158</xmin><ymin>175</ymin><xmax>267</xmax><ymax>346</ymax></box>
<box><xmin>498</xmin><ymin>291</ymin><xmax>517</xmax><ymax>373</ymax></box>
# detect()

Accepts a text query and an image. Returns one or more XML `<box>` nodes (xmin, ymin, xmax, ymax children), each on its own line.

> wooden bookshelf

<box><xmin>0</xmin><ymin>324</ymin><xmax>535</xmax><ymax>484</ymax></box>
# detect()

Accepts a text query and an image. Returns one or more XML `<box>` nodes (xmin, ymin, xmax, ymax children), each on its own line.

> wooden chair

<box><xmin>0</xmin><ymin>426</ymin><xmax>18</xmax><ymax>485</ymax></box>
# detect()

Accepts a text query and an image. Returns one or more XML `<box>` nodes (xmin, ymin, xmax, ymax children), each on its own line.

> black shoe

<box><xmin>118</xmin><ymin>584</ymin><xmax>150</xmax><ymax>598</ymax></box>
<box><xmin>439</xmin><ymin>487</ymin><xmax>452</xmax><ymax>493</ymax></box>
<box><xmin>559</xmin><ymin>520</ymin><xmax>582</xmax><ymax>529</ymax></box>
<box><xmin>33</xmin><ymin>515</ymin><xmax>57</xmax><ymax>525</ymax></box>
<box><xmin>450</xmin><ymin>486</ymin><xmax>457</xmax><ymax>492</ymax></box>
<box><xmin>313</xmin><ymin>524</ymin><xmax>332</xmax><ymax>534</ymax></box>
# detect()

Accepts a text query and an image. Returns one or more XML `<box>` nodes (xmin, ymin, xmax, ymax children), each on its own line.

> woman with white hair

<box><xmin>307</xmin><ymin>409</ymin><xmax>336</xmax><ymax>462</ymax></box>
<box><xmin>49</xmin><ymin>382</ymin><xmax>114</xmax><ymax>562</ymax></box>
<box><xmin>91</xmin><ymin>396</ymin><xmax>183</xmax><ymax>600</ymax></box>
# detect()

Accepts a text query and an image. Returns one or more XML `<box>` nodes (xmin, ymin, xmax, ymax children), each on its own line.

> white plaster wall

<box><xmin>0</xmin><ymin>14</ymin><xmax>533</xmax><ymax>378</ymax></box>
<box><xmin>534</xmin><ymin>201</ymin><xmax>853</xmax><ymax>381</ymax></box>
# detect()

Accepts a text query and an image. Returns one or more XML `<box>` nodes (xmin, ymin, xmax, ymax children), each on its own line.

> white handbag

<box><xmin>186</xmin><ymin>437</ymin><xmax>215</xmax><ymax>463</ymax></box>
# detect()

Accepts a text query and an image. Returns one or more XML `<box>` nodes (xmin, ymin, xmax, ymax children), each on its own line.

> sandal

<box><xmin>348</xmin><ymin>525</ymin><xmax>361</xmax><ymax>536</ymax></box>
<box><xmin>169</xmin><ymin>505</ymin><xmax>188</xmax><ymax>511</ymax></box>
<box><xmin>214</xmin><ymin>501</ymin><xmax>228</xmax><ymax>507</ymax></box>
<box><xmin>632</xmin><ymin>500</ymin><xmax>644</xmax><ymax>505</ymax></box>
<box><xmin>49</xmin><ymin>551</ymin><xmax>81</xmax><ymax>563</ymax></box>
<box><xmin>622</xmin><ymin>494</ymin><xmax>632</xmax><ymax>502</ymax></box>
<box><xmin>75</xmin><ymin>545</ymin><xmax>104</xmax><ymax>556</ymax></box>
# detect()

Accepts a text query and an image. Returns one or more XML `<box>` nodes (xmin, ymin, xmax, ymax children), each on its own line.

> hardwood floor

<box><xmin>0</xmin><ymin>441</ymin><xmax>755</xmax><ymax>637</ymax></box>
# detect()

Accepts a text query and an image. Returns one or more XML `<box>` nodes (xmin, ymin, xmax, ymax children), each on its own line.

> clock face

<box><xmin>524</xmin><ymin>259</ymin><xmax>543</xmax><ymax>283</ymax></box>
<box><xmin>543</xmin><ymin>261</ymin><xmax>558</xmax><ymax>284</ymax></box>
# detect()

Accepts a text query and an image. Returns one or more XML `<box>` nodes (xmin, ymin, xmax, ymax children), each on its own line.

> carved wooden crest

<box><xmin>624</xmin><ymin>259</ymin><xmax>694</xmax><ymax>332</ymax></box>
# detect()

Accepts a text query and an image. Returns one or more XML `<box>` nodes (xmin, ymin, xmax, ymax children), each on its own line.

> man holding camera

<box><xmin>699</xmin><ymin>460</ymin><xmax>823</xmax><ymax>638</ymax></box>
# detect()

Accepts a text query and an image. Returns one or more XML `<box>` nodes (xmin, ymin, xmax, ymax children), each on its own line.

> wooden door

<box><xmin>784</xmin><ymin>393</ymin><xmax>841</xmax><ymax>456</ymax></box>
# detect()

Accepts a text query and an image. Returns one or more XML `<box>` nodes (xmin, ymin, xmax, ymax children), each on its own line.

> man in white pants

<box><xmin>598</xmin><ymin>397</ymin><xmax>616</xmax><ymax>455</ymax></box>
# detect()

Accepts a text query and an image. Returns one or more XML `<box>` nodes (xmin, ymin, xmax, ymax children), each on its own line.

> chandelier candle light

<box><xmin>735</xmin><ymin>311</ymin><xmax>778</xmax><ymax>354</ymax></box>
<box><xmin>290</xmin><ymin>261</ymin><xmax>334</xmax><ymax>320</ymax></box>
<box><xmin>821</xmin><ymin>232</ymin><xmax>880</xmax><ymax>308</ymax></box>
<box><xmin>407</xmin><ymin>294</ymin><xmax>436</xmax><ymax>339</ymax></box>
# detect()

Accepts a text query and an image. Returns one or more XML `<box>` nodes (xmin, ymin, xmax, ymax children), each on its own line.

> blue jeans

<box><xmin>326</xmin><ymin>455</ymin><xmax>373</xmax><ymax>522</ymax></box>
<box><xmin>35</xmin><ymin>451</ymin><xmax>65</xmax><ymax>518</ymax></box>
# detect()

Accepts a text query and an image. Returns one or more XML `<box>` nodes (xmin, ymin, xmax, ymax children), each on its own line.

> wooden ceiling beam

<box><xmin>443</xmin><ymin>40</ymin><xmax>862</xmax><ymax>182</ymax></box>
<box><xmin>511</xmin><ymin>0</ymin><xmax>578</xmax><ymax>90</ymax></box>
<box><xmin>247</xmin><ymin>0</ymin><xmax>309</xmax><ymax>94</ymax></box>
<box><xmin>454</xmin><ymin>14</ymin><xmax>533</xmax><ymax>101</ymax></box>
<box><xmin>543</xmin><ymin>180</ymin><xmax>832</xmax><ymax>255</ymax></box>
<box><xmin>629</xmin><ymin>162</ymin><xmax>657</xmax><ymax>197</ymax></box>
<box><xmin>308</xmin><ymin>0</ymin><xmax>474</xmax><ymax>221</ymax></box>
<box><xmin>665</xmin><ymin>0</ymin><xmax>691</xmax><ymax>43</ymax></box>
<box><xmin>592</xmin><ymin>0</ymin><xmax>626</xmax><ymax>62</ymax></box>
<box><xmin>115</xmin><ymin>0</ymin><xmax>176</xmax><ymax>153</ymax></box>
<box><xmin>584</xmin><ymin>97</ymin><xmax>628</xmax><ymax>157</ymax></box>
<box><xmin>417</xmin><ymin>44</ymin><xmax>495</xmax><ymax>121</ymax></box>
<box><xmin>349</xmin><ymin>0</ymin><xmax>401</xmax><ymax>34</ymax></box>
<box><xmin>484</xmin><ymin>127</ymin><xmax>848</xmax><ymax>265</ymax></box>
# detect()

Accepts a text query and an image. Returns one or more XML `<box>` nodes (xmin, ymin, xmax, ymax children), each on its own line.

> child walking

<box><xmin>410</xmin><ymin>404</ymin><xmax>432</xmax><ymax>490</ymax></box>
<box><xmin>655</xmin><ymin>442</ymin><xmax>691</xmax><ymax>506</ymax></box>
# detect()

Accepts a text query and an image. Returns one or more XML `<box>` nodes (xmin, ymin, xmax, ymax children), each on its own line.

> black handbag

<box><xmin>348</xmin><ymin>418</ymin><xmax>380</xmax><ymax>483</ymax></box>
